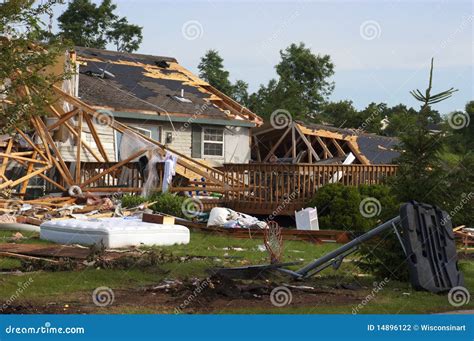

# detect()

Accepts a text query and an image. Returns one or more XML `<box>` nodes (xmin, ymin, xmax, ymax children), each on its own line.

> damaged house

<box><xmin>1</xmin><ymin>46</ymin><xmax>398</xmax><ymax>216</ymax></box>
<box><xmin>58</xmin><ymin>47</ymin><xmax>262</xmax><ymax>167</ymax></box>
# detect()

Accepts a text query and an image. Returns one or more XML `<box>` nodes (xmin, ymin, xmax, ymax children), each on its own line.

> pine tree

<box><xmin>392</xmin><ymin>58</ymin><xmax>457</xmax><ymax>204</ymax></box>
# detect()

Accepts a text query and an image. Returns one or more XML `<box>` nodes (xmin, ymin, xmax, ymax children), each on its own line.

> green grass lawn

<box><xmin>0</xmin><ymin>229</ymin><xmax>472</xmax><ymax>314</ymax></box>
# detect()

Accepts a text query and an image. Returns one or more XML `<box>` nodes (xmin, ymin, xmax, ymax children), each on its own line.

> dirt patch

<box><xmin>1</xmin><ymin>276</ymin><xmax>364</xmax><ymax>314</ymax></box>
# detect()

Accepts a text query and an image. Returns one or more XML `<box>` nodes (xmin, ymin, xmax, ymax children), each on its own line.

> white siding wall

<box><xmin>161</xmin><ymin>122</ymin><xmax>251</xmax><ymax>166</ymax></box>
<box><xmin>161</xmin><ymin>123</ymin><xmax>192</xmax><ymax>157</ymax></box>
<box><xmin>224</xmin><ymin>126</ymin><xmax>250</xmax><ymax>164</ymax></box>
<box><xmin>55</xmin><ymin>119</ymin><xmax>116</xmax><ymax>162</ymax></box>
<box><xmin>53</xmin><ymin>118</ymin><xmax>251</xmax><ymax>166</ymax></box>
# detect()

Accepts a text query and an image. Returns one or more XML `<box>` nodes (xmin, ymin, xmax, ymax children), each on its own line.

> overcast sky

<box><xmin>52</xmin><ymin>0</ymin><xmax>473</xmax><ymax>114</ymax></box>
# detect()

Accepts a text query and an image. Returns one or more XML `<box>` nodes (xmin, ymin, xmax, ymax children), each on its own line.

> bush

<box><xmin>148</xmin><ymin>193</ymin><xmax>186</xmax><ymax>218</ymax></box>
<box><xmin>306</xmin><ymin>183</ymin><xmax>398</xmax><ymax>232</ymax></box>
<box><xmin>121</xmin><ymin>193</ymin><xmax>186</xmax><ymax>218</ymax></box>
<box><xmin>121</xmin><ymin>194</ymin><xmax>148</xmax><ymax>208</ymax></box>
<box><xmin>307</xmin><ymin>183</ymin><xmax>407</xmax><ymax>280</ymax></box>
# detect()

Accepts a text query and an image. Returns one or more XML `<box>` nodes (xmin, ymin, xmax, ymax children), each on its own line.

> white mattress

<box><xmin>40</xmin><ymin>217</ymin><xmax>190</xmax><ymax>248</ymax></box>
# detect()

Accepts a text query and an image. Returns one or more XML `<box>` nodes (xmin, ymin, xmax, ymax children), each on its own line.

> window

<box><xmin>202</xmin><ymin>127</ymin><xmax>224</xmax><ymax>157</ymax></box>
<box><xmin>130</xmin><ymin>126</ymin><xmax>152</xmax><ymax>138</ymax></box>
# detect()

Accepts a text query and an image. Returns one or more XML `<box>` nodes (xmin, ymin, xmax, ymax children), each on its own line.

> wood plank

<box><xmin>294</xmin><ymin>124</ymin><xmax>320</xmax><ymax>161</ymax></box>
<box><xmin>80</xmin><ymin>148</ymin><xmax>147</xmax><ymax>188</ymax></box>
<box><xmin>75</xmin><ymin>111</ymin><xmax>82</xmax><ymax>183</ymax></box>
<box><xmin>315</xmin><ymin>136</ymin><xmax>333</xmax><ymax>159</ymax></box>
<box><xmin>263</xmin><ymin>126</ymin><xmax>292</xmax><ymax>162</ymax></box>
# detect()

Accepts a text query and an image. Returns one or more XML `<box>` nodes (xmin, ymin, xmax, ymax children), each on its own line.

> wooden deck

<box><xmin>222</xmin><ymin>163</ymin><xmax>398</xmax><ymax>215</ymax></box>
<box><xmin>45</xmin><ymin>161</ymin><xmax>397</xmax><ymax>216</ymax></box>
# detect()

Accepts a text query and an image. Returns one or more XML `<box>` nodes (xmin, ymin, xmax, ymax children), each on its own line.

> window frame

<box><xmin>202</xmin><ymin>126</ymin><xmax>224</xmax><ymax>158</ymax></box>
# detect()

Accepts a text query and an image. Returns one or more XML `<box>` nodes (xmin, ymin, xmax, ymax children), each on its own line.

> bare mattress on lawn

<box><xmin>40</xmin><ymin>217</ymin><xmax>190</xmax><ymax>248</ymax></box>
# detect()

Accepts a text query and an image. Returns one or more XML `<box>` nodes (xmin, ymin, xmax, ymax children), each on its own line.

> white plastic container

<box><xmin>40</xmin><ymin>217</ymin><xmax>190</xmax><ymax>248</ymax></box>
<box><xmin>295</xmin><ymin>207</ymin><xmax>319</xmax><ymax>231</ymax></box>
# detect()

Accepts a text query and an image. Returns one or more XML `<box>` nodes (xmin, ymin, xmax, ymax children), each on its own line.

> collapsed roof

<box><xmin>75</xmin><ymin>47</ymin><xmax>262</xmax><ymax>126</ymax></box>
<box><xmin>252</xmin><ymin>121</ymin><xmax>400</xmax><ymax>165</ymax></box>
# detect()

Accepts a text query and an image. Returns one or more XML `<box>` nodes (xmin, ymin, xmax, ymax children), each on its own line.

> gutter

<box><xmin>98</xmin><ymin>110</ymin><xmax>257</xmax><ymax>128</ymax></box>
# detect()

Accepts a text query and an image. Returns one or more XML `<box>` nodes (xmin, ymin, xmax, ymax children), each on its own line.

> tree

<box><xmin>381</xmin><ymin>104</ymin><xmax>418</xmax><ymax>137</ymax></box>
<box><xmin>320</xmin><ymin>100</ymin><xmax>358</xmax><ymax>126</ymax></box>
<box><xmin>108</xmin><ymin>17</ymin><xmax>143</xmax><ymax>53</ymax></box>
<box><xmin>391</xmin><ymin>58</ymin><xmax>457</xmax><ymax>204</ymax></box>
<box><xmin>198</xmin><ymin>49</ymin><xmax>234</xmax><ymax>95</ymax></box>
<box><xmin>446</xmin><ymin>101</ymin><xmax>474</xmax><ymax>153</ymax></box>
<box><xmin>231</xmin><ymin>79</ymin><xmax>249</xmax><ymax>106</ymax></box>
<box><xmin>57</xmin><ymin>0</ymin><xmax>142</xmax><ymax>52</ymax></box>
<box><xmin>198</xmin><ymin>49</ymin><xmax>250</xmax><ymax>105</ymax></box>
<box><xmin>0</xmin><ymin>0</ymin><xmax>68</xmax><ymax>134</ymax></box>
<box><xmin>248</xmin><ymin>43</ymin><xmax>334</xmax><ymax>120</ymax></box>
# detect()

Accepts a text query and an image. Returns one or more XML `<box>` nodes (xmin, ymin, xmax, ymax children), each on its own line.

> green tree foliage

<box><xmin>197</xmin><ymin>49</ymin><xmax>249</xmax><ymax>105</ymax></box>
<box><xmin>0</xmin><ymin>0</ymin><xmax>68</xmax><ymax>134</ymax></box>
<box><xmin>121</xmin><ymin>193</ymin><xmax>186</xmax><ymax>218</ymax></box>
<box><xmin>307</xmin><ymin>184</ymin><xmax>369</xmax><ymax>231</ymax></box>
<box><xmin>319</xmin><ymin>100</ymin><xmax>358</xmax><ymax>126</ymax></box>
<box><xmin>248</xmin><ymin>42</ymin><xmax>334</xmax><ymax>120</ymax></box>
<box><xmin>307</xmin><ymin>183</ymin><xmax>405</xmax><ymax>280</ymax></box>
<box><xmin>440</xmin><ymin>101</ymin><xmax>474</xmax><ymax>227</ymax></box>
<box><xmin>198</xmin><ymin>49</ymin><xmax>233</xmax><ymax>95</ymax></box>
<box><xmin>57</xmin><ymin>0</ymin><xmax>142</xmax><ymax>52</ymax></box>
<box><xmin>307</xmin><ymin>184</ymin><xmax>398</xmax><ymax>232</ymax></box>
<box><xmin>391</xmin><ymin>59</ymin><xmax>457</xmax><ymax>205</ymax></box>
<box><xmin>445</xmin><ymin>101</ymin><xmax>474</xmax><ymax>154</ymax></box>
<box><xmin>380</xmin><ymin>104</ymin><xmax>418</xmax><ymax>137</ymax></box>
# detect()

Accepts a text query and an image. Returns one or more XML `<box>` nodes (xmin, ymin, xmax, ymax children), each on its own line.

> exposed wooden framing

<box><xmin>294</xmin><ymin>124</ymin><xmax>320</xmax><ymax>161</ymax></box>
<box><xmin>75</xmin><ymin>111</ymin><xmax>82</xmax><ymax>183</ymax></box>
<box><xmin>0</xmin><ymin>153</ymin><xmax>49</xmax><ymax>165</ymax></box>
<box><xmin>15</xmin><ymin>129</ymin><xmax>48</xmax><ymax>161</ymax></box>
<box><xmin>252</xmin><ymin>135</ymin><xmax>262</xmax><ymax>162</ymax></box>
<box><xmin>83</xmin><ymin>112</ymin><xmax>110</xmax><ymax>162</ymax></box>
<box><xmin>53</xmin><ymin>85</ymin><xmax>229</xmax><ymax>185</ymax></box>
<box><xmin>331</xmin><ymin>138</ymin><xmax>345</xmax><ymax>157</ymax></box>
<box><xmin>15</xmin><ymin>159</ymin><xmax>66</xmax><ymax>192</ymax></box>
<box><xmin>47</xmin><ymin>108</ymin><xmax>79</xmax><ymax>131</ymax></box>
<box><xmin>33</xmin><ymin>117</ymin><xmax>75</xmax><ymax>186</ymax></box>
<box><xmin>291</xmin><ymin>123</ymin><xmax>297</xmax><ymax>160</ymax></box>
<box><xmin>346</xmin><ymin>141</ymin><xmax>370</xmax><ymax>165</ymax></box>
<box><xmin>283</xmin><ymin>136</ymin><xmax>302</xmax><ymax>158</ymax></box>
<box><xmin>80</xmin><ymin>148</ymin><xmax>148</xmax><ymax>188</ymax></box>
<box><xmin>263</xmin><ymin>126</ymin><xmax>292</xmax><ymax>162</ymax></box>
<box><xmin>314</xmin><ymin>136</ymin><xmax>333</xmax><ymax>159</ymax></box>
<box><xmin>10</xmin><ymin>166</ymin><xmax>51</xmax><ymax>187</ymax></box>
<box><xmin>48</xmin><ymin>105</ymin><xmax>104</xmax><ymax>163</ymax></box>
<box><xmin>0</xmin><ymin>138</ymin><xmax>13</xmax><ymax>178</ymax></box>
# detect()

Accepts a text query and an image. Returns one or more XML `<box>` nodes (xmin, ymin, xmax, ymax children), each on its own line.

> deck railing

<box><xmin>44</xmin><ymin>161</ymin><xmax>398</xmax><ymax>215</ymax></box>
<box><xmin>222</xmin><ymin>163</ymin><xmax>398</xmax><ymax>215</ymax></box>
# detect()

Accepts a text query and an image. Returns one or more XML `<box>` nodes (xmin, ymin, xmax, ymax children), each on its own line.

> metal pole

<box><xmin>296</xmin><ymin>216</ymin><xmax>401</xmax><ymax>277</ymax></box>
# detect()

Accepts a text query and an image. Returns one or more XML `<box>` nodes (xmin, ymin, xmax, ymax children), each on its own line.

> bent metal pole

<box><xmin>295</xmin><ymin>216</ymin><xmax>401</xmax><ymax>278</ymax></box>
